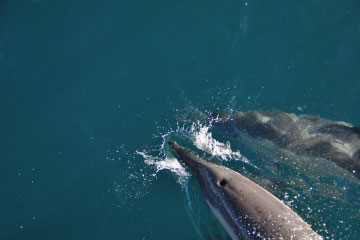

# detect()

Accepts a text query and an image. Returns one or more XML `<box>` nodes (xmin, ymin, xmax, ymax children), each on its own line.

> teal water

<box><xmin>1</xmin><ymin>0</ymin><xmax>360</xmax><ymax>239</ymax></box>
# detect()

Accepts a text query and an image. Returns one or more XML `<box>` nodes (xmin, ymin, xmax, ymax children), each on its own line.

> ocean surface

<box><xmin>1</xmin><ymin>0</ymin><xmax>360</xmax><ymax>239</ymax></box>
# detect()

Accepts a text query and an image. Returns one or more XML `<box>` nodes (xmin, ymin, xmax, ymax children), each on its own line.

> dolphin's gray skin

<box><xmin>169</xmin><ymin>141</ymin><xmax>323</xmax><ymax>240</ymax></box>
<box><xmin>212</xmin><ymin>110</ymin><xmax>360</xmax><ymax>179</ymax></box>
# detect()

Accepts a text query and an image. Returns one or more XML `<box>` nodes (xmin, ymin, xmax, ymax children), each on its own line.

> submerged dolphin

<box><xmin>212</xmin><ymin>110</ymin><xmax>360</xmax><ymax>179</ymax></box>
<box><xmin>169</xmin><ymin>141</ymin><xmax>323</xmax><ymax>240</ymax></box>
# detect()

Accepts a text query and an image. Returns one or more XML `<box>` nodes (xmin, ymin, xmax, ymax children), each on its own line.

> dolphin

<box><xmin>168</xmin><ymin>141</ymin><xmax>323</xmax><ymax>240</ymax></box>
<box><xmin>211</xmin><ymin>109</ymin><xmax>360</xmax><ymax>179</ymax></box>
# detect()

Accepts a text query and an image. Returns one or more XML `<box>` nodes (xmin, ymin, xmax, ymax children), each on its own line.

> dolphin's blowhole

<box><xmin>219</xmin><ymin>179</ymin><xmax>227</xmax><ymax>187</ymax></box>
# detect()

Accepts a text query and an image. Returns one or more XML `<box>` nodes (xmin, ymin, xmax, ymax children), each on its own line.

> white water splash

<box><xmin>138</xmin><ymin>120</ymin><xmax>248</xmax><ymax>184</ymax></box>
<box><xmin>190</xmin><ymin>120</ymin><xmax>248</xmax><ymax>162</ymax></box>
<box><xmin>137</xmin><ymin>150</ymin><xmax>190</xmax><ymax>181</ymax></box>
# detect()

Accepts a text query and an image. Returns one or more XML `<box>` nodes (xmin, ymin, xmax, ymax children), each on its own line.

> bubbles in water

<box><xmin>106</xmin><ymin>144</ymin><xmax>153</xmax><ymax>214</ymax></box>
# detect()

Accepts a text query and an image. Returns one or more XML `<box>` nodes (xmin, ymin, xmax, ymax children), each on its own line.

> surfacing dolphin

<box><xmin>169</xmin><ymin>141</ymin><xmax>323</xmax><ymax>240</ymax></box>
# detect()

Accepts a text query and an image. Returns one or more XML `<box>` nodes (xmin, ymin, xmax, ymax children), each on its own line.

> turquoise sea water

<box><xmin>1</xmin><ymin>0</ymin><xmax>360</xmax><ymax>239</ymax></box>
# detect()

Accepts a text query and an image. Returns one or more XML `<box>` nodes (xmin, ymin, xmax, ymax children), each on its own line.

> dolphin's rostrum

<box><xmin>169</xmin><ymin>141</ymin><xmax>323</xmax><ymax>240</ymax></box>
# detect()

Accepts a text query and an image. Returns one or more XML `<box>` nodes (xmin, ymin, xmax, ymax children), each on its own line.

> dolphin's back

<box><xmin>213</xmin><ymin>165</ymin><xmax>321</xmax><ymax>239</ymax></box>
